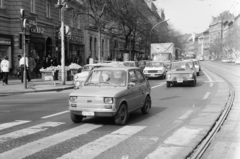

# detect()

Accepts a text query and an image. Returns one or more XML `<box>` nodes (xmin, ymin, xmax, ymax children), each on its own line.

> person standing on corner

<box><xmin>19</xmin><ymin>54</ymin><xmax>31</xmax><ymax>83</ymax></box>
<box><xmin>0</xmin><ymin>56</ymin><xmax>10</xmax><ymax>85</ymax></box>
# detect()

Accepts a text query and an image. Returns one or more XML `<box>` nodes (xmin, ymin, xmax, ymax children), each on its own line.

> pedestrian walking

<box><xmin>28</xmin><ymin>55</ymin><xmax>36</xmax><ymax>79</ymax></box>
<box><xmin>0</xmin><ymin>58</ymin><xmax>2</xmax><ymax>80</ymax></box>
<box><xmin>0</xmin><ymin>56</ymin><xmax>10</xmax><ymax>85</ymax></box>
<box><xmin>19</xmin><ymin>54</ymin><xmax>31</xmax><ymax>82</ymax></box>
<box><xmin>34</xmin><ymin>56</ymin><xmax>41</xmax><ymax>78</ymax></box>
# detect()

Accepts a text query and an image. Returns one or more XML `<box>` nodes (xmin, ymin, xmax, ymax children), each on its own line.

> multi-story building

<box><xmin>0</xmin><ymin>0</ymin><xmax>85</xmax><ymax>69</ymax></box>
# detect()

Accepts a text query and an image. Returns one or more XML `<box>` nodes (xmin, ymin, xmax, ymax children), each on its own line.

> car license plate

<box><xmin>177</xmin><ymin>79</ymin><xmax>183</xmax><ymax>83</ymax></box>
<box><xmin>82</xmin><ymin>111</ymin><xmax>94</xmax><ymax>116</ymax></box>
<box><xmin>150</xmin><ymin>74</ymin><xmax>155</xmax><ymax>77</ymax></box>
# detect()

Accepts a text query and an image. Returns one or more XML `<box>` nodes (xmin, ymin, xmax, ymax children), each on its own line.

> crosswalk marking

<box><xmin>57</xmin><ymin>126</ymin><xmax>146</xmax><ymax>159</ymax></box>
<box><xmin>0</xmin><ymin>124</ymin><xmax>102</xmax><ymax>159</ymax></box>
<box><xmin>41</xmin><ymin>110</ymin><xmax>69</xmax><ymax>119</ymax></box>
<box><xmin>0</xmin><ymin>122</ymin><xmax>64</xmax><ymax>144</ymax></box>
<box><xmin>0</xmin><ymin>120</ymin><xmax>30</xmax><ymax>131</ymax></box>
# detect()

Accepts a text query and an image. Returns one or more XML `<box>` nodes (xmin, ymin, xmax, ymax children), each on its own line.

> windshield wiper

<box><xmin>98</xmin><ymin>82</ymin><xmax>116</xmax><ymax>87</ymax></box>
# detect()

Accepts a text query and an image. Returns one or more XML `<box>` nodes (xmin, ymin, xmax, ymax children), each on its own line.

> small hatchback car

<box><xmin>69</xmin><ymin>67</ymin><xmax>151</xmax><ymax>125</ymax></box>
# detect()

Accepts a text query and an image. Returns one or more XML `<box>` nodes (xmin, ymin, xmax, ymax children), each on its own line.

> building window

<box><xmin>70</xmin><ymin>10</ymin><xmax>74</xmax><ymax>27</ymax></box>
<box><xmin>30</xmin><ymin>0</ymin><xmax>36</xmax><ymax>13</ymax></box>
<box><xmin>46</xmin><ymin>0</ymin><xmax>51</xmax><ymax>18</ymax></box>
<box><xmin>59</xmin><ymin>9</ymin><xmax>61</xmax><ymax>21</ymax></box>
<box><xmin>77</xmin><ymin>15</ymin><xmax>81</xmax><ymax>29</ymax></box>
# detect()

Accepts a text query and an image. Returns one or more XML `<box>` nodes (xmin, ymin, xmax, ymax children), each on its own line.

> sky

<box><xmin>154</xmin><ymin>0</ymin><xmax>240</xmax><ymax>34</ymax></box>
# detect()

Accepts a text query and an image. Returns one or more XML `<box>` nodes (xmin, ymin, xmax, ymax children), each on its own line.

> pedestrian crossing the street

<box><xmin>0</xmin><ymin>119</ymin><xmax>196</xmax><ymax>159</ymax></box>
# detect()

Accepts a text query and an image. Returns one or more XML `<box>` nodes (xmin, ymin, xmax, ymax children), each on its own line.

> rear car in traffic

<box><xmin>166</xmin><ymin>61</ymin><xmax>197</xmax><ymax>87</ymax></box>
<box><xmin>143</xmin><ymin>61</ymin><xmax>167</xmax><ymax>79</ymax></box>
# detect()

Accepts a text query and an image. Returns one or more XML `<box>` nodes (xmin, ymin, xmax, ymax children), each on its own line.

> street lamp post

<box><xmin>55</xmin><ymin>0</ymin><xmax>72</xmax><ymax>85</ymax></box>
<box><xmin>150</xmin><ymin>19</ymin><xmax>170</xmax><ymax>36</ymax></box>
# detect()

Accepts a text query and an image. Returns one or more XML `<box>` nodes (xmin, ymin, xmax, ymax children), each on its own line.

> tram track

<box><xmin>186</xmin><ymin>66</ymin><xmax>236</xmax><ymax>159</ymax></box>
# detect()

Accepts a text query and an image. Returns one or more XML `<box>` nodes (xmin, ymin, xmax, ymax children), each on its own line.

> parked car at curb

<box><xmin>73</xmin><ymin>63</ymin><xmax>122</xmax><ymax>89</ymax></box>
<box><xmin>69</xmin><ymin>67</ymin><xmax>151</xmax><ymax>125</ymax></box>
<box><xmin>123</xmin><ymin>61</ymin><xmax>139</xmax><ymax>67</ymax></box>
<box><xmin>143</xmin><ymin>61</ymin><xmax>167</xmax><ymax>79</ymax></box>
<box><xmin>166</xmin><ymin>61</ymin><xmax>197</xmax><ymax>87</ymax></box>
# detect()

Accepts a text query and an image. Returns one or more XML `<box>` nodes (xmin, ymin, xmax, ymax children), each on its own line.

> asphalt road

<box><xmin>0</xmin><ymin>63</ymin><xmax>222</xmax><ymax>159</ymax></box>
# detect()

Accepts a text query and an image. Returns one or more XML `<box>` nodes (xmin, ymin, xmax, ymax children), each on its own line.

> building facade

<box><xmin>0</xmin><ymin>0</ymin><xmax>84</xmax><ymax>69</ymax></box>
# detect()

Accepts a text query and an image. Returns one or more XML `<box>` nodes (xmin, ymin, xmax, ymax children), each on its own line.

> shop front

<box><xmin>29</xmin><ymin>26</ymin><xmax>46</xmax><ymax>60</ymax></box>
<box><xmin>68</xmin><ymin>36</ymin><xmax>84</xmax><ymax>66</ymax></box>
<box><xmin>0</xmin><ymin>34</ymin><xmax>13</xmax><ymax>68</ymax></box>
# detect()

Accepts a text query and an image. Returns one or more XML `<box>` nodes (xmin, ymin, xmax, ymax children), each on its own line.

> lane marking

<box><xmin>57</xmin><ymin>126</ymin><xmax>146</xmax><ymax>159</ymax></box>
<box><xmin>151</xmin><ymin>83</ymin><xmax>165</xmax><ymax>89</ymax></box>
<box><xmin>41</xmin><ymin>110</ymin><xmax>69</xmax><ymax>119</ymax></box>
<box><xmin>178</xmin><ymin>110</ymin><xmax>193</xmax><ymax>120</ymax></box>
<box><xmin>0</xmin><ymin>122</ymin><xmax>64</xmax><ymax>144</ymax></box>
<box><xmin>0</xmin><ymin>120</ymin><xmax>30</xmax><ymax>131</ymax></box>
<box><xmin>210</xmin><ymin>83</ymin><xmax>213</xmax><ymax>87</ymax></box>
<box><xmin>203</xmin><ymin>92</ymin><xmax>211</xmax><ymax>100</ymax></box>
<box><xmin>0</xmin><ymin>124</ymin><xmax>102</xmax><ymax>159</ymax></box>
<box><xmin>202</xmin><ymin>70</ymin><xmax>214</xmax><ymax>87</ymax></box>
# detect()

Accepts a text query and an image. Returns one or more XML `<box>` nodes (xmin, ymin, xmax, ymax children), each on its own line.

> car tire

<box><xmin>192</xmin><ymin>78</ymin><xmax>197</xmax><ymax>87</ymax></box>
<box><xmin>114</xmin><ymin>103</ymin><xmax>128</xmax><ymax>126</ymax></box>
<box><xmin>141</xmin><ymin>96</ymin><xmax>151</xmax><ymax>114</ymax></box>
<box><xmin>166</xmin><ymin>82</ymin><xmax>170</xmax><ymax>87</ymax></box>
<box><xmin>70</xmin><ymin>111</ymin><xmax>83</xmax><ymax>123</ymax></box>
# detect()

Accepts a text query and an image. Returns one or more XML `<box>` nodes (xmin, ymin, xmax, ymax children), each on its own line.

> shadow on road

<box><xmin>81</xmin><ymin>107</ymin><xmax>166</xmax><ymax>125</ymax></box>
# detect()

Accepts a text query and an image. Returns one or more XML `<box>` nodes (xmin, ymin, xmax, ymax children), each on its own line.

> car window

<box><xmin>135</xmin><ymin>70</ymin><xmax>145</xmax><ymax>83</ymax></box>
<box><xmin>129</xmin><ymin>71</ymin><xmax>138</xmax><ymax>83</ymax></box>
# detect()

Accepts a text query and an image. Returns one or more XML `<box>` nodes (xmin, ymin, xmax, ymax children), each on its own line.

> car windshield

<box><xmin>85</xmin><ymin>70</ymin><xmax>127</xmax><ymax>87</ymax></box>
<box><xmin>82</xmin><ymin>65</ymin><xmax>93</xmax><ymax>72</ymax></box>
<box><xmin>123</xmin><ymin>62</ymin><xmax>135</xmax><ymax>67</ymax></box>
<box><xmin>171</xmin><ymin>62</ymin><xmax>193</xmax><ymax>69</ymax></box>
<box><xmin>146</xmin><ymin>62</ymin><xmax>163</xmax><ymax>67</ymax></box>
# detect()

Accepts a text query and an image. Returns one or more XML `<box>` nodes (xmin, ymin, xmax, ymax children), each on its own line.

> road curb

<box><xmin>0</xmin><ymin>85</ymin><xmax>74</xmax><ymax>95</ymax></box>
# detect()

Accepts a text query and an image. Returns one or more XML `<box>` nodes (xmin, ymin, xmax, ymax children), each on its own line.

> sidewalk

<box><xmin>0</xmin><ymin>78</ymin><xmax>74</xmax><ymax>95</ymax></box>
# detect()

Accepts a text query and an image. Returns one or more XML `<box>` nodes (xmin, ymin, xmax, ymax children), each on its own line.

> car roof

<box><xmin>84</xmin><ymin>63</ymin><xmax>119</xmax><ymax>67</ymax></box>
<box><xmin>93</xmin><ymin>66</ymin><xmax>140</xmax><ymax>71</ymax></box>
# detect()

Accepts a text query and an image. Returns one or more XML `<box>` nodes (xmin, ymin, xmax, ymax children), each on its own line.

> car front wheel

<box><xmin>70</xmin><ymin>111</ymin><xmax>83</xmax><ymax>123</ymax></box>
<box><xmin>114</xmin><ymin>104</ymin><xmax>128</xmax><ymax>125</ymax></box>
<box><xmin>141</xmin><ymin>96</ymin><xmax>151</xmax><ymax>114</ymax></box>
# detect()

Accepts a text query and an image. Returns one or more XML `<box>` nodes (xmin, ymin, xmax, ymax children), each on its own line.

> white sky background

<box><xmin>154</xmin><ymin>0</ymin><xmax>240</xmax><ymax>34</ymax></box>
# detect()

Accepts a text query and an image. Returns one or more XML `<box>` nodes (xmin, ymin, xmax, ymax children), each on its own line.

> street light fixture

<box><xmin>55</xmin><ymin>0</ymin><xmax>73</xmax><ymax>85</ymax></box>
<box><xmin>150</xmin><ymin>19</ymin><xmax>170</xmax><ymax>36</ymax></box>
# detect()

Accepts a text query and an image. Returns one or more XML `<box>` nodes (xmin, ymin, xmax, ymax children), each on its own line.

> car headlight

<box><xmin>104</xmin><ymin>97</ymin><xmax>113</xmax><ymax>104</ymax></box>
<box><xmin>158</xmin><ymin>70</ymin><xmax>162</xmax><ymax>73</ymax></box>
<box><xmin>74</xmin><ymin>75</ymin><xmax>78</xmax><ymax>80</ymax></box>
<box><xmin>143</xmin><ymin>70</ymin><xmax>147</xmax><ymax>73</ymax></box>
<box><xmin>69</xmin><ymin>96</ymin><xmax>77</xmax><ymax>102</ymax></box>
<box><xmin>75</xmin><ymin>81</ymin><xmax>81</xmax><ymax>86</ymax></box>
<box><xmin>189</xmin><ymin>74</ymin><xmax>193</xmax><ymax>78</ymax></box>
<box><xmin>167</xmin><ymin>74</ymin><xmax>171</xmax><ymax>79</ymax></box>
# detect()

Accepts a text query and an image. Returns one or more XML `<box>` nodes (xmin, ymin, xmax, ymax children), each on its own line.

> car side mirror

<box><xmin>128</xmin><ymin>82</ymin><xmax>135</xmax><ymax>88</ymax></box>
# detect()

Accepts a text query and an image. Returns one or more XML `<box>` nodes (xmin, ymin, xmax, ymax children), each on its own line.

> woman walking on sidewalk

<box><xmin>0</xmin><ymin>56</ymin><xmax>10</xmax><ymax>85</ymax></box>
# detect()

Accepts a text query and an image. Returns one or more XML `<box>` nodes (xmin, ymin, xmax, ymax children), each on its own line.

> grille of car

<box><xmin>172</xmin><ymin>73</ymin><xmax>188</xmax><ymax>78</ymax></box>
<box><xmin>148</xmin><ymin>70</ymin><xmax>158</xmax><ymax>73</ymax></box>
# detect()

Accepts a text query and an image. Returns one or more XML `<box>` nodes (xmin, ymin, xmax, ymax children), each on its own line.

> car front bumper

<box><xmin>69</xmin><ymin>103</ymin><xmax>118</xmax><ymax>117</ymax></box>
<box><xmin>144</xmin><ymin>73</ymin><xmax>164</xmax><ymax>78</ymax></box>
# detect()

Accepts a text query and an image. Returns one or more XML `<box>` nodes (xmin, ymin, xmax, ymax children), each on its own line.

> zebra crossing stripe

<box><xmin>0</xmin><ymin>124</ymin><xmax>102</xmax><ymax>159</ymax></box>
<box><xmin>57</xmin><ymin>126</ymin><xmax>146</xmax><ymax>159</ymax></box>
<box><xmin>0</xmin><ymin>122</ymin><xmax>64</xmax><ymax>144</ymax></box>
<box><xmin>0</xmin><ymin>120</ymin><xmax>30</xmax><ymax>131</ymax></box>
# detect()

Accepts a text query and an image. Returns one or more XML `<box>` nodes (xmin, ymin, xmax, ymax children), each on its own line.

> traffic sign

<box><xmin>23</xmin><ymin>16</ymin><xmax>37</xmax><ymax>29</ymax></box>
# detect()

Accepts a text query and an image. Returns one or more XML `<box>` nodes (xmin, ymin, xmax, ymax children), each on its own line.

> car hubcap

<box><xmin>120</xmin><ymin>108</ymin><xmax>126</xmax><ymax>121</ymax></box>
